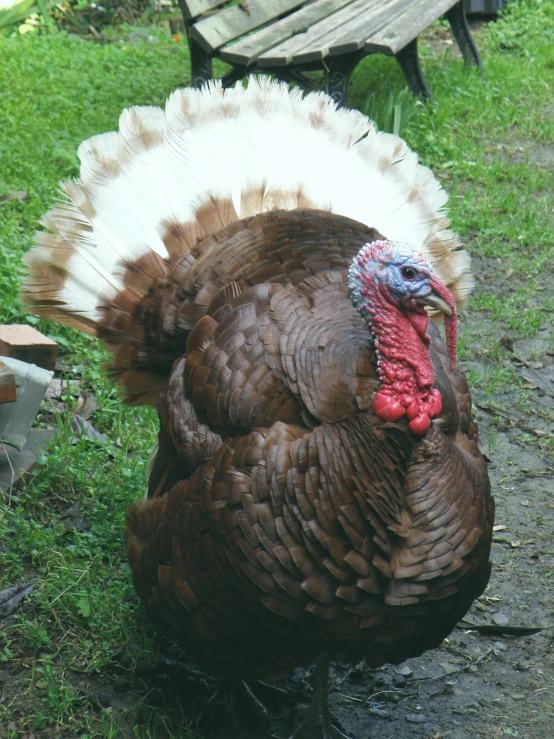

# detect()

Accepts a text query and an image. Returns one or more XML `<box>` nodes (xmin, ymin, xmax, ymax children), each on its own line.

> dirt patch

<box><xmin>421</xmin><ymin>19</ymin><xmax>488</xmax><ymax>60</ymax></box>
<box><xmin>484</xmin><ymin>141</ymin><xmax>554</xmax><ymax>170</ymax></box>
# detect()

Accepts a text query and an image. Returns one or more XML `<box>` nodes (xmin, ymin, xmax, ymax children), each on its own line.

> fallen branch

<box><xmin>458</xmin><ymin>621</ymin><xmax>543</xmax><ymax>637</ymax></box>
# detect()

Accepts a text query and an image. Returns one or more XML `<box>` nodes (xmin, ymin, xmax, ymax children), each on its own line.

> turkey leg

<box><xmin>289</xmin><ymin>654</ymin><xmax>350</xmax><ymax>739</ymax></box>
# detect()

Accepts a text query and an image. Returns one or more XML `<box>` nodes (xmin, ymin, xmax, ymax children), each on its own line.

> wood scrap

<box><xmin>0</xmin><ymin>324</ymin><xmax>58</xmax><ymax>371</ymax></box>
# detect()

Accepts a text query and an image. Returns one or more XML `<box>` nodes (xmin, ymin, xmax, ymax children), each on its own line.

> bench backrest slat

<box><xmin>257</xmin><ymin>0</ymin><xmax>381</xmax><ymax>67</ymax></box>
<box><xmin>190</xmin><ymin>0</ymin><xmax>307</xmax><ymax>53</ymax></box>
<box><xmin>325</xmin><ymin>0</ymin><xmax>417</xmax><ymax>57</ymax></box>
<box><xmin>220</xmin><ymin>0</ymin><xmax>356</xmax><ymax>67</ymax></box>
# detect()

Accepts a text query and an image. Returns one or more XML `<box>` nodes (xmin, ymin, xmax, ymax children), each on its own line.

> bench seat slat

<box><xmin>319</xmin><ymin>0</ymin><xmax>418</xmax><ymax>60</ymax></box>
<box><xmin>190</xmin><ymin>0</ymin><xmax>307</xmax><ymax>54</ymax></box>
<box><xmin>257</xmin><ymin>0</ymin><xmax>379</xmax><ymax>68</ymax></box>
<box><xmin>219</xmin><ymin>0</ymin><xmax>356</xmax><ymax>67</ymax></box>
<box><xmin>179</xmin><ymin>0</ymin><xmax>229</xmax><ymax>22</ymax></box>
<box><xmin>363</xmin><ymin>0</ymin><xmax>457</xmax><ymax>55</ymax></box>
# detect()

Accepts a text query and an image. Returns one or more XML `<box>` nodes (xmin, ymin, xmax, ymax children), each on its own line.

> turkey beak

<box><xmin>420</xmin><ymin>279</ymin><xmax>458</xmax><ymax>371</ymax></box>
<box><xmin>419</xmin><ymin>291</ymin><xmax>453</xmax><ymax>317</ymax></box>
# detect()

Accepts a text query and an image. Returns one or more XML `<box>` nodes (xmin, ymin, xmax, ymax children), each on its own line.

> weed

<box><xmin>362</xmin><ymin>85</ymin><xmax>424</xmax><ymax>135</ymax></box>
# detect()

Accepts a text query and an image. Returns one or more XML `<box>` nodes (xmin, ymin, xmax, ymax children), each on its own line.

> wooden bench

<box><xmin>177</xmin><ymin>0</ymin><xmax>483</xmax><ymax>106</ymax></box>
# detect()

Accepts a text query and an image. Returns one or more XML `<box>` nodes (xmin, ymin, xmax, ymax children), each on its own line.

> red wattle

<box><xmin>408</xmin><ymin>414</ymin><xmax>431</xmax><ymax>435</ymax></box>
<box><xmin>406</xmin><ymin>402</ymin><xmax>420</xmax><ymax>421</ymax></box>
<box><xmin>400</xmin><ymin>394</ymin><xmax>415</xmax><ymax>409</ymax></box>
<box><xmin>426</xmin><ymin>388</ymin><xmax>443</xmax><ymax>417</ymax></box>
<box><xmin>373</xmin><ymin>390</ymin><xmax>405</xmax><ymax>422</ymax></box>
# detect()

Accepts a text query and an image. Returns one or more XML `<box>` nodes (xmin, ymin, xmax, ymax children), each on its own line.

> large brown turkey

<box><xmin>22</xmin><ymin>78</ymin><xmax>494</xmax><ymax>738</ymax></box>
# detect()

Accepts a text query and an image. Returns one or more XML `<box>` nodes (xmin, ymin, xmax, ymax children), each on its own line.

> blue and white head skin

<box><xmin>347</xmin><ymin>241</ymin><xmax>454</xmax><ymax>318</ymax></box>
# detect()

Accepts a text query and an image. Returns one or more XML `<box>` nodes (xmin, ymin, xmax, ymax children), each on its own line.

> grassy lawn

<box><xmin>0</xmin><ymin>2</ymin><xmax>553</xmax><ymax>737</ymax></box>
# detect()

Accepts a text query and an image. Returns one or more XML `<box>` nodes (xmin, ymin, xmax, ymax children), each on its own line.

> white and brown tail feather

<box><xmin>22</xmin><ymin>77</ymin><xmax>472</xmax><ymax>404</ymax></box>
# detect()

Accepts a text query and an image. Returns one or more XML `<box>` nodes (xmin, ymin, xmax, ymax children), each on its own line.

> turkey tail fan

<box><xmin>22</xmin><ymin>77</ymin><xmax>473</xmax><ymax>405</ymax></box>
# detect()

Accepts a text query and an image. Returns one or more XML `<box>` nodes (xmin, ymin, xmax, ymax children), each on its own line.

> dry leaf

<box><xmin>76</xmin><ymin>390</ymin><xmax>98</xmax><ymax>420</ymax></box>
<box><xmin>44</xmin><ymin>377</ymin><xmax>82</xmax><ymax>401</ymax></box>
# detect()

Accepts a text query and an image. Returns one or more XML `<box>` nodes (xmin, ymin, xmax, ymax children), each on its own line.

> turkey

<box><xmin>22</xmin><ymin>78</ymin><xmax>494</xmax><ymax>738</ymax></box>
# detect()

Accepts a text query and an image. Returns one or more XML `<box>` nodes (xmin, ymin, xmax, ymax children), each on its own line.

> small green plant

<box><xmin>487</xmin><ymin>424</ymin><xmax>500</xmax><ymax>454</ymax></box>
<box><xmin>0</xmin><ymin>0</ymin><xmax>54</xmax><ymax>37</ymax></box>
<box><xmin>0</xmin><ymin>641</ymin><xmax>15</xmax><ymax>662</ymax></box>
<box><xmin>362</xmin><ymin>86</ymin><xmax>424</xmax><ymax>136</ymax></box>
<box><xmin>13</xmin><ymin>616</ymin><xmax>52</xmax><ymax>650</ymax></box>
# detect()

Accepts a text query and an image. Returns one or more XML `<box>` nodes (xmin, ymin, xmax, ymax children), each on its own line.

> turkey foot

<box><xmin>0</xmin><ymin>581</ymin><xmax>36</xmax><ymax>620</ymax></box>
<box><xmin>289</xmin><ymin>654</ymin><xmax>350</xmax><ymax>739</ymax></box>
<box><xmin>232</xmin><ymin>680</ymin><xmax>271</xmax><ymax>725</ymax></box>
<box><xmin>232</xmin><ymin>675</ymin><xmax>311</xmax><ymax>723</ymax></box>
<box><xmin>251</xmin><ymin>679</ymin><xmax>299</xmax><ymax>709</ymax></box>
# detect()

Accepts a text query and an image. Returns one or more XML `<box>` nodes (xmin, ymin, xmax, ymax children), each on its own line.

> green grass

<box><xmin>1</xmin><ymin>1</ymin><xmax>554</xmax><ymax>735</ymax></box>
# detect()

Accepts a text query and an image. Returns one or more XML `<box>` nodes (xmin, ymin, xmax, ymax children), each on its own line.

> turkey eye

<box><xmin>401</xmin><ymin>267</ymin><xmax>416</xmax><ymax>280</ymax></box>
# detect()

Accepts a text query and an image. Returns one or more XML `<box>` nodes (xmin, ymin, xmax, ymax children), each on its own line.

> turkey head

<box><xmin>347</xmin><ymin>240</ymin><xmax>456</xmax><ymax>434</ymax></box>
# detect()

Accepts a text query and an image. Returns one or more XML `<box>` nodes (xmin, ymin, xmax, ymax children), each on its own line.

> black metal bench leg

<box><xmin>396</xmin><ymin>39</ymin><xmax>434</xmax><ymax>103</ymax></box>
<box><xmin>325</xmin><ymin>52</ymin><xmax>364</xmax><ymax>107</ymax></box>
<box><xmin>444</xmin><ymin>0</ymin><xmax>484</xmax><ymax>73</ymax></box>
<box><xmin>221</xmin><ymin>67</ymin><xmax>246</xmax><ymax>88</ymax></box>
<box><xmin>187</xmin><ymin>31</ymin><xmax>213</xmax><ymax>89</ymax></box>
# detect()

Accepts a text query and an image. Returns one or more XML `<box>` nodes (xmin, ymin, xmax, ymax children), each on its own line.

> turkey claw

<box><xmin>234</xmin><ymin>680</ymin><xmax>271</xmax><ymax>726</ymax></box>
